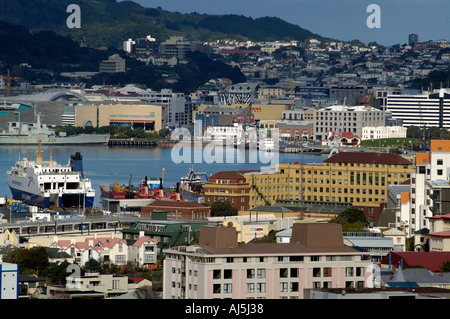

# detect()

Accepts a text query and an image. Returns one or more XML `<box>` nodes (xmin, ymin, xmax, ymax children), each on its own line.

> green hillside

<box><xmin>0</xmin><ymin>0</ymin><xmax>323</xmax><ymax>48</ymax></box>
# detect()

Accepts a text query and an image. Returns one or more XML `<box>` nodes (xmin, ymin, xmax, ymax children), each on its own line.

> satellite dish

<box><xmin>341</xmin><ymin>289</ymin><xmax>346</xmax><ymax>296</ymax></box>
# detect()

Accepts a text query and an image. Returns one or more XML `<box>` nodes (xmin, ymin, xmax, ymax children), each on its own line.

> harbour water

<box><xmin>0</xmin><ymin>144</ymin><xmax>326</xmax><ymax>207</ymax></box>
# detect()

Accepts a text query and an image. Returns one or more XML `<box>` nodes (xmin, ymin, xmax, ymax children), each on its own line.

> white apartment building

<box><xmin>385</xmin><ymin>89</ymin><xmax>450</xmax><ymax>128</ymax></box>
<box><xmin>362</xmin><ymin>126</ymin><xmax>407</xmax><ymax>140</ymax></box>
<box><xmin>0</xmin><ymin>263</ymin><xmax>18</xmax><ymax>299</ymax></box>
<box><xmin>408</xmin><ymin>140</ymin><xmax>450</xmax><ymax>238</ymax></box>
<box><xmin>163</xmin><ymin>224</ymin><xmax>373</xmax><ymax>299</ymax></box>
<box><xmin>313</xmin><ymin>105</ymin><xmax>385</xmax><ymax>141</ymax></box>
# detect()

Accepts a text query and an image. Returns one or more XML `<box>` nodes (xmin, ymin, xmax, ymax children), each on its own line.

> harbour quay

<box><xmin>108</xmin><ymin>139</ymin><xmax>158</xmax><ymax>147</ymax></box>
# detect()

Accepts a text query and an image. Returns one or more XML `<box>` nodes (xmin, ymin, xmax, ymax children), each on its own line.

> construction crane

<box><xmin>1</xmin><ymin>70</ymin><xmax>20</xmax><ymax>97</ymax></box>
<box><xmin>290</xmin><ymin>45</ymin><xmax>294</xmax><ymax>99</ymax></box>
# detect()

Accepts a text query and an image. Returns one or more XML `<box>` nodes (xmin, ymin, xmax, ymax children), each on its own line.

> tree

<box><xmin>41</xmin><ymin>261</ymin><xmax>71</xmax><ymax>285</ymax></box>
<box><xmin>440</xmin><ymin>260</ymin><xmax>450</xmax><ymax>272</ymax></box>
<box><xmin>83</xmin><ymin>258</ymin><xmax>103</xmax><ymax>274</ymax></box>
<box><xmin>331</xmin><ymin>207</ymin><xmax>368</xmax><ymax>232</ymax></box>
<box><xmin>2</xmin><ymin>247</ymin><xmax>49</xmax><ymax>274</ymax></box>
<box><xmin>210</xmin><ymin>200</ymin><xmax>238</xmax><ymax>217</ymax></box>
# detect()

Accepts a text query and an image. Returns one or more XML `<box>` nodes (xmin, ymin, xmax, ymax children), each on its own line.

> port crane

<box><xmin>1</xmin><ymin>70</ymin><xmax>20</xmax><ymax>97</ymax></box>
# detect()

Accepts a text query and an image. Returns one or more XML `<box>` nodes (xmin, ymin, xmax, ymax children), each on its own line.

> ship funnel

<box><xmin>70</xmin><ymin>152</ymin><xmax>84</xmax><ymax>178</ymax></box>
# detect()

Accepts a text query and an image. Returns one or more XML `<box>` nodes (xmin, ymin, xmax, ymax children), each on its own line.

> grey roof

<box><xmin>388</xmin><ymin>185</ymin><xmax>410</xmax><ymax>195</ymax></box>
<box><xmin>248</xmin><ymin>205</ymin><xmax>293</xmax><ymax>213</ymax></box>
<box><xmin>389</xmin><ymin>268</ymin><xmax>450</xmax><ymax>285</ymax></box>
<box><xmin>344</xmin><ymin>236</ymin><xmax>394</xmax><ymax>249</ymax></box>
<box><xmin>275</xmin><ymin>228</ymin><xmax>292</xmax><ymax>237</ymax></box>
<box><xmin>5</xmin><ymin>90</ymin><xmax>89</xmax><ymax>103</ymax></box>
<box><xmin>19</xmin><ymin>274</ymin><xmax>47</xmax><ymax>283</ymax></box>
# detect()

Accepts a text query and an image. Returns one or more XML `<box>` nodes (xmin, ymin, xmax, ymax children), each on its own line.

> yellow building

<box><xmin>257</xmin><ymin>86</ymin><xmax>285</xmax><ymax>100</ymax></box>
<box><xmin>242</xmin><ymin>152</ymin><xmax>414</xmax><ymax>225</ymax></box>
<box><xmin>219</xmin><ymin>217</ymin><xmax>278</xmax><ymax>243</ymax></box>
<box><xmin>75</xmin><ymin>102</ymin><xmax>163</xmax><ymax>132</ymax></box>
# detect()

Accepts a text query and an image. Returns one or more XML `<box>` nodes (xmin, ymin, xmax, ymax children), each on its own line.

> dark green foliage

<box><xmin>210</xmin><ymin>200</ymin><xmax>238</xmax><ymax>217</ymax></box>
<box><xmin>40</xmin><ymin>260</ymin><xmax>72</xmax><ymax>285</ymax></box>
<box><xmin>331</xmin><ymin>207</ymin><xmax>369</xmax><ymax>232</ymax></box>
<box><xmin>197</xmin><ymin>15</ymin><xmax>319</xmax><ymax>42</ymax></box>
<box><xmin>0</xmin><ymin>0</ymin><xmax>323</xmax><ymax>48</ymax></box>
<box><xmin>2</xmin><ymin>247</ymin><xmax>49</xmax><ymax>274</ymax></box>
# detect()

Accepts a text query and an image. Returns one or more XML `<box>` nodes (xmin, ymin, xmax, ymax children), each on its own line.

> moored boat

<box><xmin>6</xmin><ymin>143</ymin><xmax>95</xmax><ymax>209</ymax></box>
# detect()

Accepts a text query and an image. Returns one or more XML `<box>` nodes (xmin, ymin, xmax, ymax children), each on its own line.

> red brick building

<box><xmin>140</xmin><ymin>200</ymin><xmax>210</xmax><ymax>220</ymax></box>
<box><xmin>204</xmin><ymin>170</ymin><xmax>257</xmax><ymax>211</ymax></box>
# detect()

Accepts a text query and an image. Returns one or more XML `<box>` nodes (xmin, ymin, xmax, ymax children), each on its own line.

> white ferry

<box><xmin>6</xmin><ymin>143</ymin><xmax>95</xmax><ymax>209</ymax></box>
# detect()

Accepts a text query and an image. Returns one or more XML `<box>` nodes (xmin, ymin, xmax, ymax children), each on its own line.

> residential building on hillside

<box><xmin>99</xmin><ymin>54</ymin><xmax>126</xmax><ymax>74</ymax></box>
<box><xmin>50</xmin><ymin>236</ymin><xmax>129</xmax><ymax>266</ymax></box>
<box><xmin>426</xmin><ymin>213</ymin><xmax>450</xmax><ymax>252</ymax></box>
<box><xmin>121</xmin><ymin>219</ymin><xmax>209</xmax><ymax>258</ymax></box>
<box><xmin>163</xmin><ymin>223</ymin><xmax>373</xmax><ymax>299</ymax></box>
<box><xmin>128</xmin><ymin>232</ymin><xmax>159</xmax><ymax>268</ymax></box>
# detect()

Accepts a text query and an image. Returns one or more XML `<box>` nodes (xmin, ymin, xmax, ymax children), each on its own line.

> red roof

<box><xmin>325</xmin><ymin>152</ymin><xmax>412</xmax><ymax>165</ymax></box>
<box><xmin>146</xmin><ymin>199</ymin><xmax>206</xmax><ymax>208</ymax></box>
<box><xmin>208</xmin><ymin>170</ymin><xmax>258</xmax><ymax>180</ymax></box>
<box><xmin>427</xmin><ymin>213</ymin><xmax>450</xmax><ymax>220</ymax></box>
<box><xmin>428</xmin><ymin>231</ymin><xmax>450</xmax><ymax>238</ymax></box>
<box><xmin>380</xmin><ymin>252</ymin><xmax>450</xmax><ymax>272</ymax></box>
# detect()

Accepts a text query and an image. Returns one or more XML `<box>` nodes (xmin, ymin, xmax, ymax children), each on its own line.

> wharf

<box><xmin>108</xmin><ymin>139</ymin><xmax>157</xmax><ymax>147</ymax></box>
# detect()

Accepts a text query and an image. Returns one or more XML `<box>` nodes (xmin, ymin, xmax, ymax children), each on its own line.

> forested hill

<box><xmin>0</xmin><ymin>0</ymin><xmax>323</xmax><ymax>48</ymax></box>
<box><xmin>0</xmin><ymin>20</ymin><xmax>246</xmax><ymax>94</ymax></box>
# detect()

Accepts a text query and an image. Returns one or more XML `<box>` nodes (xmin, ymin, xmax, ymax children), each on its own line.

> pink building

<box><xmin>163</xmin><ymin>223</ymin><xmax>373</xmax><ymax>299</ymax></box>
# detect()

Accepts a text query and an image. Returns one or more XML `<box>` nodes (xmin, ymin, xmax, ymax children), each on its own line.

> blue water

<box><xmin>0</xmin><ymin>145</ymin><xmax>326</xmax><ymax>206</ymax></box>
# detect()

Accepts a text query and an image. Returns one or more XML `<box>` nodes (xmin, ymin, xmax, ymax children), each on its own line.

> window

<box><xmin>224</xmin><ymin>269</ymin><xmax>232</xmax><ymax>279</ymax></box>
<box><xmin>280</xmin><ymin>268</ymin><xmax>288</xmax><ymax>278</ymax></box>
<box><xmin>213</xmin><ymin>284</ymin><xmax>221</xmax><ymax>294</ymax></box>
<box><xmin>257</xmin><ymin>283</ymin><xmax>265</xmax><ymax>293</ymax></box>
<box><xmin>247</xmin><ymin>283</ymin><xmax>255</xmax><ymax>293</ymax></box>
<box><xmin>247</xmin><ymin>269</ymin><xmax>255</xmax><ymax>279</ymax></box>
<box><xmin>223</xmin><ymin>283</ymin><xmax>232</xmax><ymax>294</ymax></box>
<box><xmin>257</xmin><ymin>269</ymin><xmax>266</xmax><ymax>279</ymax></box>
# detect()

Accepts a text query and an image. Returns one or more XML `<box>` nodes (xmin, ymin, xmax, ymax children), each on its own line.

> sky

<box><xmin>127</xmin><ymin>0</ymin><xmax>450</xmax><ymax>46</ymax></box>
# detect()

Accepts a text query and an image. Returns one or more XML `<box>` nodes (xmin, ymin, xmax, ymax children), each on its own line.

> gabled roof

<box><xmin>133</xmin><ymin>236</ymin><xmax>158</xmax><ymax>247</ymax></box>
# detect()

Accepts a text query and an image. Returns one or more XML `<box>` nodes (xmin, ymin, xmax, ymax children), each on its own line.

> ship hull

<box><xmin>9</xmin><ymin>185</ymin><xmax>94</xmax><ymax>209</ymax></box>
<box><xmin>7</xmin><ymin>151</ymin><xmax>96</xmax><ymax>209</ymax></box>
<box><xmin>0</xmin><ymin>134</ymin><xmax>110</xmax><ymax>145</ymax></box>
